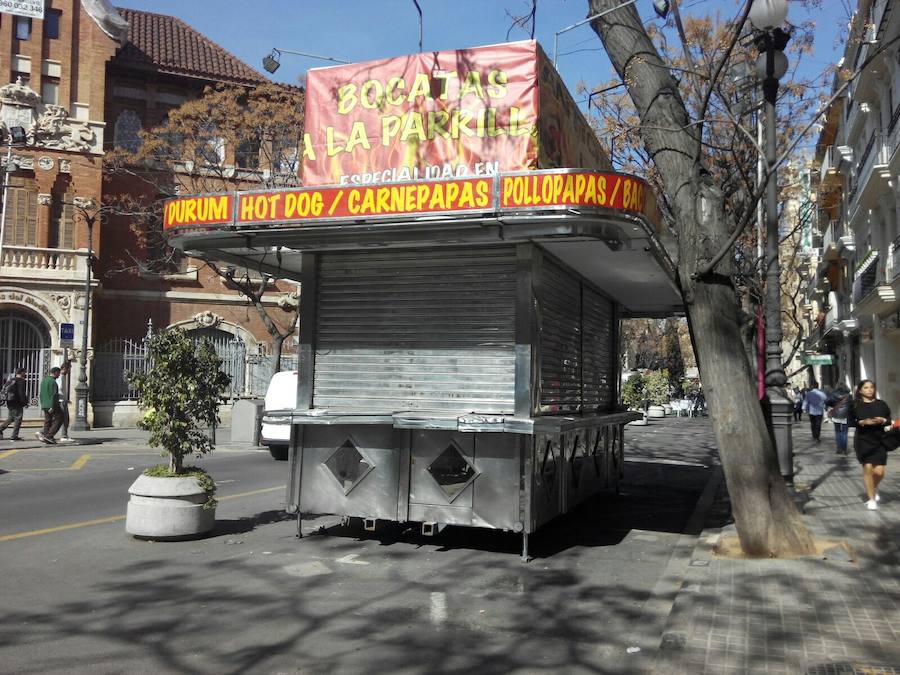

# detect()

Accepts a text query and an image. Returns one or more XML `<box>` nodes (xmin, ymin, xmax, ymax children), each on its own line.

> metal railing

<box><xmin>852</xmin><ymin>252</ymin><xmax>880</xmax><ymax>304</ymax></box>
<box><xmin>823</xmin><ymin>220</ymin><xmax>840</xmax><ymax>252</ymax></box>
<box><xmin>92</xmin><ymin>334</ymin><xmax>297</xmax><ymax>401</ymax></box>
<box><xmin>819</xmin><ymin>145</ymin><xmax>835</xmax><ymax>181</ymax></box>
<box><xmin>892</xmin><ymin>234</ymin><xmax>900</xmax><ymax>281</ymax></box>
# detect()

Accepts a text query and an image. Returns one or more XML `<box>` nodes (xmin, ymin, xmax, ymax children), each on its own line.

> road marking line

<box><xmin>0</xmin><ymin>515</ymin><xmax>125</xmax><ymax>542</ymax></box>
<box><xmin>0</xmin><ymin>449</ymin><xmax>21</xmax><ymax>459</ymax></box>
<box><xmin>217</xmin><ymin>486</ymin><xmax>284</xmax><ymax>501</ymax></box>
<box><xmin>70</xmin><ymin>454</ymin><xmax>91</xmax><ymax>470</ymax></box>
<box><xmin>430</xmin><ymin>592</ymin><xmax>447</xmax><ymax>627</ymax></box>
<box><xmin>0</xmin><ymin>485</ymin><xmax>284</xmax><ymax>542</ymax></box>
<box><xmin>336</xmin><ymin>553</ymin><xmax>369</xmax><ymax>565</ymax></box>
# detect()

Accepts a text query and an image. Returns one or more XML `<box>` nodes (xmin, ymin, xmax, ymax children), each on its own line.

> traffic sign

<box><xmin>59</xmin><ymin>322</ymin><xmax>75</xmax><ymax>348</ymax></box>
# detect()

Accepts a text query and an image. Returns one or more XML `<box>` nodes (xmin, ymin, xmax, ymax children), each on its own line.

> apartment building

<box><xmin>807</xmin><ymin>0</ymin><xmax>900</xmax><ymax>410</ymax></box>
<box><xmin>0</xmin><ymin>2</ymin><xmax>298</xmax><ymax>425</ymax></box>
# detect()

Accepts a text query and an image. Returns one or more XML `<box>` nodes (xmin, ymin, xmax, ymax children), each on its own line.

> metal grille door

<box><xmin>189</xmin><ymin>328</ymin><xmax>246</xmax><ymax>397</ymax></box>
<box><xmin>314</xmin><ymin>246</ymin><xmax>518</xmax><ymax>413</ymax></box>
<box><xmin>0</xmin><ymin>311</ymin><xmax>51</xmax><ymax>413</ymax></box>
<box><xmin>582</xmin><ymin>286</ymin><xmax>615</xmax><ymax>411</ymax></box>
<box><xmin>539</xmin><ymin>255</ymin><xmax>582</xmax><ymax>413</ymax></box>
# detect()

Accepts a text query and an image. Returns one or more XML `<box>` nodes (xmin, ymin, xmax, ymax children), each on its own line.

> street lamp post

<box><xmin>750</xmin><ymin>0</ymin><xmax>793</xmax><ymax>483</ymax></box>
<box><xmin>71</xmin><ymin>198</ymin><xmax>99</xmax><ymax>431</ymax></box>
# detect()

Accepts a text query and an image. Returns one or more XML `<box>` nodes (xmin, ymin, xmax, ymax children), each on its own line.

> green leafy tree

<box><xmin>129</xmin><ymin>329</ymin><xmax>231</xmax><ymax>474</ymax></box>
<box><xmin>621</xmin><ymin>372</ymin><xmax>645</xmax><ymax>409</ymax></box>
<box><xmin>643</xmin><ymin>369</ymin><xmax>670</xmax><ymax>406</ymax></box>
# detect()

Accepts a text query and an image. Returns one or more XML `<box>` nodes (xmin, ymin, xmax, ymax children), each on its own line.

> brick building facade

<box><xmin>0</xmin><ymin>1</ymin><xmax>299</xmax><ymax>426</ymax></box>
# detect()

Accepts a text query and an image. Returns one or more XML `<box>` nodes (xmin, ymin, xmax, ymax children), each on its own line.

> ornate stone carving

<box><xmin>6</xmin><ymin>153</ymin><xmax>33</xmax><ymax>170</ymax></box>
<box><xmin>193</xmin><ymin>311</ymin><xmax>223</xmax><ymax>328</ymax></box>
<box><xmin>30</xmin><ymin>105</ymin><xmax>94</xmax><ymax>152</ymax></box>
<box><xmin>0</xmin><ymin>77</ymin><xmax>39</xmax><ymax>131</ymax></box>
<box><xmin>38</xmin><ymin>156</ymin><xmax>54</xmax><ymax>171</ymax></box>
<box><xmin>59</xmin><ymin>159</ymin><xmax>71</xmax><ymax>173</ymax></box>
<box><xmin>0</xmin><ymin>79</ymin><xmax>95</xmax><ymax>153</ymax></box>
<box><xmin>37</xmin><ymin>193</ymin><xmax>52</xmax><ymax>206</ymax></box>
<box><xmin>51</xmin><ymin>293</ymin><xmax>72</xmax><ymax>314</ymax></box>
<box><xmin>73</xmin><ymin>196</ymin><xmax>97</xmax><ymax>210</ymax></box>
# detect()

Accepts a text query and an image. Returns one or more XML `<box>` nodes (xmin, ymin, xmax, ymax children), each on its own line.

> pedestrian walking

<box><xmin>36</xmin><ymin>366</ymin><xmax>63</xmax><ymax>445</ymax></box>
<box><xmin>793</xmin><ymin>386</ymin><xmax>805</xmax><ymax>421</ymax></box>
<box><xmin>57</xmin><ymin>361</ymin><xmax>74</xmax><ymax>442</ymax></box>
<box><xmin>826</xmin><ymin>384</ymin><xmax>852</xmax><ymax>455</ymax></box>
<box><xmin>850</xmin><ymin>379</ymin><xmax>891</xmax><ymax>510</ymax></box>
<box><xmin>803</xmin><ymin>382</ymin><xmax>827</xmax><ymax>442</ymax></box>
<box><xmin>0</xmin><ymin>368</ymin><xmax>29</xmax><ymax>440</ymax></box>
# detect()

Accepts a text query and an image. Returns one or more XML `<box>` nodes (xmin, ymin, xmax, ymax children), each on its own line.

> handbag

<box><xmin>882</xmin><ymin>427</ymin><xmax>900</xmax><ymax>452</ymax></box>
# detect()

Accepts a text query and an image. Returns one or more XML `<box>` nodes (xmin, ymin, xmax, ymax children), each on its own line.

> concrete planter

<box><xmin>126</xmin><ymin>474</ymin><xmax>215</xmax><ymax>539</ymax></box>
<box><xmin>662</xmin><ymin>404</ymin><xmax>673</xmax><ymax>416</ymax></box>
<box><xmin>647</xmin><ymin>405</ymin><xmax>666</xmax><ymax>418</ymax></box>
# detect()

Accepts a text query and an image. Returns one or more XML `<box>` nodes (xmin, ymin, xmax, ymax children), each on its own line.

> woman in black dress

<box><xmin>851</xmin><ymin>379</ymin><xmax>891</xmax><ymax>510</ymax></box>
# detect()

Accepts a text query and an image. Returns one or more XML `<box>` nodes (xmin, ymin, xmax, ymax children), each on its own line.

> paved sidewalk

<box><xmin>655</xmin><ymin>417</ymin><xmax>900</xmax><ymax>674</ymax></box>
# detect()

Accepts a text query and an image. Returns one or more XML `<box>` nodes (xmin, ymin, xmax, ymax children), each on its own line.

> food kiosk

<box><xmin>163</xmin><ymin>41</ymin><xmax>682</xmax><ymax>558</ymax></box>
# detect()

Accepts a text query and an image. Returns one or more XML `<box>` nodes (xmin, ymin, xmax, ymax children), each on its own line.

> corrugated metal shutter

<box><xmin>539</xmin><ymin>256</ymin><xmax>582</xmax><ymax>413</ymax></box>
<box><xmin>314</xmin><ymin>246</ymin><xmax>517</xmax><ymax>413</ymax></box>
<box><xmin>582</xmin><ymin>286</ymin><xmax>614</xmax><ymax>411</ymax></box>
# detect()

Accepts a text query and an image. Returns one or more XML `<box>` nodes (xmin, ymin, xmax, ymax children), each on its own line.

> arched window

<box><xmin>114</xmin><ymin>110</ymin><xmax>142</xmax><ymax>152</ymax></box>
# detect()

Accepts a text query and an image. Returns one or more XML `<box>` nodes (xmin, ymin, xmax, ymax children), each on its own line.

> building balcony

<box><xmin>849</xmin><ymin>131</ymin><xmax>892</xmax><ymax>225</ymax></box>
<box><xmin>0</xmin><ymin>246</ymin><xmax>90</xmax><ymax>284</ymax></box>
<box><xmin>819</xmin><ymin>146</ymin><xmax>842</xmax><ymax>190</ymax></box>
<box><xmin>891</xmin><ymin>234</ymin><xmax>900</xmax><ymax>282</ymax></box>
<box><xmin>852</xmin><ymin>250</ymin><xmax>898</xmax><ymax>316</ymax></box>
<box><xmin>821</xmin><ymin>219</ymin><xmax>855</xmax><ymax>263</ymax></box>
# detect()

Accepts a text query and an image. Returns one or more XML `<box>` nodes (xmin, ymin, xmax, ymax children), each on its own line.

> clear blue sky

<box><xmin>115</xmin><ymin>0</ymin><xmax>848</xmax><ymax>112</ymax></box>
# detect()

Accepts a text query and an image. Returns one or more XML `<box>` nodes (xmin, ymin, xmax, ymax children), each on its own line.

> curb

<box><xmin>649</xmin><ymin>465</ymin><xmax>724</xmax><ymax>672</ymax></box>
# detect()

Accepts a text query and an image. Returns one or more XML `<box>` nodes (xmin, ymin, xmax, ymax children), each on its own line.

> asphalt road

<box><xmin>0</xmin><ymin>436</ymin><xmax>286</xmax><ymax>540</ymax></box>
<box><xmin>0</xmin><ymin>419</ymin><xmax>718</xmax><ymax>675</ymax></box>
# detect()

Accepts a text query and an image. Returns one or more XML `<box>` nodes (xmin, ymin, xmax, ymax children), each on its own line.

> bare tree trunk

<box><xmin>272</xmin><ymin>333</ymin><xmax>287</xmax><ymax>379</ymax></box>
<box><xmin>588</xmin><ymin>0</ymin><xmax>812</xmax><ymax>555</ymax></box>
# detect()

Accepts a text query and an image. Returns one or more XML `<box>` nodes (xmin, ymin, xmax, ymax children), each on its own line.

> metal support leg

<box><xmin>296</xmin><ymin>512</ymin><xmax>303</xmax><ymax>539</ymax></box>
<box><xmin>521</xmin><ymin>532</ymin><xmax>530</xmax><ymax>562</ymax></box>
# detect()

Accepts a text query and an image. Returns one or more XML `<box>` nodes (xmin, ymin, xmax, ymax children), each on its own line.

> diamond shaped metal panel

<box><xmin>324</xmin><ymin>438</ymin><xmax>374</xmax><ymax>495</ymax></box>
<box><xmin>541</xmin><ymin>440</ymin><xmax>557</xmax><ymax>499</ymax></box>
<box><xmin>570</xmin><ymin>434</ymin><xmax>583</xmax><ymax>487</ymax></box>
<box><xmin>427</xmin><ymin>442</ymin><xmax>479</xmax><ymax>503</ymax></box>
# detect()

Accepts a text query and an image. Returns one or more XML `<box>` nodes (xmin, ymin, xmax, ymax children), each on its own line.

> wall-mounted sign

<box><xmin>0</xmin><ymin>0</ymin><xmax>44</xmax><ymax>19</ymax></box>
<box><xmin>59</xmin><ymin>322</ymin><xmax>75</xmax><ymax>349</ymax></box>
<box><xmin>802</xmin><ymin>353</ymin><xmax>834</xmax><ymax>366</ymax></box>
<box><xmin>162</xmin><ymin>170</ymin><xmax>658</xmax><ymax>231</ymax></box>
<box><xmin>301</xmin><ymin>40</ymin><xmax>610</xmax><ymax>187</ymax></box>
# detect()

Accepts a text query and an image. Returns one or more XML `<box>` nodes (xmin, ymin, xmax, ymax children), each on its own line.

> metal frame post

<box><xmin>759</xmin><ymin>29</ymin><xmax>793</xmax><ymax>484</ymax></box>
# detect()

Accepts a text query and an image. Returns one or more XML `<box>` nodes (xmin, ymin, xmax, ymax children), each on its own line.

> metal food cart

<box><xmin>163</xmin><ymin>41</ymin><xmax>682</xmax><ymax>559</ymax></box>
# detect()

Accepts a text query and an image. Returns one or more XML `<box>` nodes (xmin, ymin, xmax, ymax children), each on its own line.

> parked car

<box><xmin>261</xmin><ymin>370</ymin><xmax>297</xmax><ymax>460</ymax></box>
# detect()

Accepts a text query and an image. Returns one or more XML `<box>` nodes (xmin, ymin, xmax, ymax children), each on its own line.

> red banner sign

<box><xmin>301</xmin><ymin>41</ymin><xmax>540</xmax><ymax>187</ymax></box>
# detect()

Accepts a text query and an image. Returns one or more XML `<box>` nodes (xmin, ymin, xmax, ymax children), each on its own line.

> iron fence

<box><xmin>91</xmin><ymin>331</ymin><xmax>296</xmax><ymax>401</ymax></box>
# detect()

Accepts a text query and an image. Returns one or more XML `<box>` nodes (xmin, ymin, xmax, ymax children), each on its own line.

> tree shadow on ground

<box><xmin>306</xmin><ymin>460</ymin><xmax>711</xmax><ymax>560</ymax></box>
<box><xmin>0</xmin><ymin>519</ymin><xmax>690</xmax><ymax>675</ymax></box>
<box><xmin>212</xmin><ymin>509</ymin><xmax>296</xmax><ymax>535</ymax></box>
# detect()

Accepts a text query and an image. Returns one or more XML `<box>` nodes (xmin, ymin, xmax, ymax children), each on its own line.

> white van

<box><xmin>261</xmin><ymin>370</ymin><xmax>297</xmax><ymax>460</ymax></box>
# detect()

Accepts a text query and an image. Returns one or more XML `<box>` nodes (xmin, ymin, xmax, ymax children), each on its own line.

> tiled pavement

<box><xmin>649</xmin><ymin>416</ymin><xmax>900</xmax><ymax>674</ymax></box>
